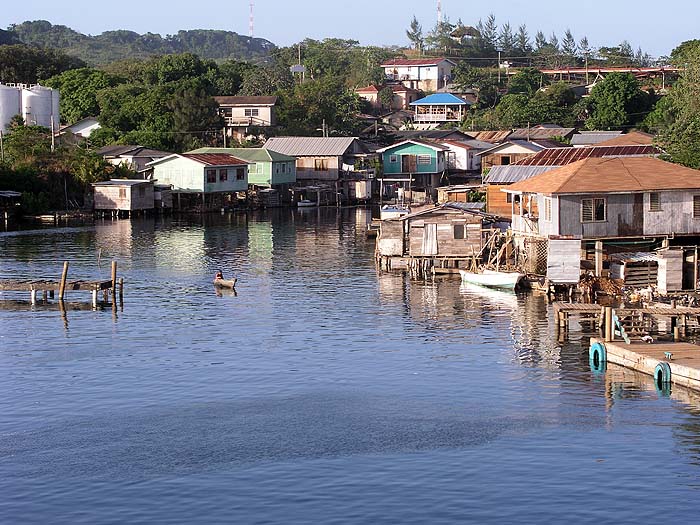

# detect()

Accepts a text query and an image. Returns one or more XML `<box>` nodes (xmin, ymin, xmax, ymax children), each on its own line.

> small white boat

<box><xmin>297</xmin><ymin>199</ymin><xmax>317</xmax><ymax>208</ymax></box>
<box><xmin>458</xmin><ymin>269</ymin><xmax>523</xmax><ymax>291</ymax></box>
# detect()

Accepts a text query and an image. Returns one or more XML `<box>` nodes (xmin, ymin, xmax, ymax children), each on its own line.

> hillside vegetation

<box><xmin>7</xmin><ymin>20</ymin><xmax>276</xmax><ymax>64</ymax></box>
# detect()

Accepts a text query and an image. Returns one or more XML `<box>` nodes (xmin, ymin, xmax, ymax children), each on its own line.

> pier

<box><xmin>0</xmin><ymin>261</ymin><xmax>123</xmax><ymax>308</ymax></box>
<box><xmin>590</xmin><ymin>337</ymin><xmax>700</xmax><ymax>392</ymax></box>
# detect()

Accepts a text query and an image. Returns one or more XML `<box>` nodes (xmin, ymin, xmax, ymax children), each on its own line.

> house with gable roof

<box><xmin>410</xmin><ymin>93</ymin><xmax>471</xmax><ymax>124</ymax></box>
<box><xmin>381</xmin><ymin>57</ymin><xmax>457</xmax><ymax>91</ymax></box>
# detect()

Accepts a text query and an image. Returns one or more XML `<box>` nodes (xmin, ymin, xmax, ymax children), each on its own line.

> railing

<box><xmin>512</xmin><ymin>215</ymin><xmax>539</xmax><ymax>235</ymax></box>
<box><xmin>224</xmin><ymin>116</ymin><xmax>271</xmax><ymax>127</ymax></box>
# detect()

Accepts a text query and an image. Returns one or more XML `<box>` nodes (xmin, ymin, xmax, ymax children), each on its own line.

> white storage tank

<box><xmin>22</xmin><ymin>85</ymin><xmax>57</xmax><ymax>129</ymax></box>
<box><xmin>0</xmin><ymin>84</ymin><xmax>21</xmax><ymax>132</ymax></box>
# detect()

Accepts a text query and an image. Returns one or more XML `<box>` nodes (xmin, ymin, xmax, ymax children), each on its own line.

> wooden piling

<box><xmin>58</xmin><ymin>261</ymin><xmax>69</xmax><ymax>300</ymax></box>
<box><xmin>111</xmin><ymin>261</ymin><xmax>117</xmax><ymax>298</ymax></box>
<box><xmin>604</xmin><ymin>306</ymin><xmax>613</xmax><ymax>342</ymax></box>
<box><xmin>118</xmin><ymin>277</ymin><xmax>124</xmax><ymax>306</ymax></box>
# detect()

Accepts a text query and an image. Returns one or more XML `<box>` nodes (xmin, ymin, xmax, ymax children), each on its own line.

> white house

<box><xmin>214</xmin><ymin>95</ymin><xmax>277</xmax><ymax>141</ymax></box>
<box><xmin>60</xmin><ymin>117</ymin><xmax>101</xmax><ymax>138</ymax></box>
<box><xmin>381</xmin><ymin>58</ymin><xmax>457</xmax><ymax>91</ymax></box>
<box><xmin>97</xmin><ymin>145</ymin><xmax>173</xmax><ymax>173</ymax></box>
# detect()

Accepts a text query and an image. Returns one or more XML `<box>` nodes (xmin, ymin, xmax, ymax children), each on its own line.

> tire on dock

<box><xmin>589</xmin><ymin>341</ymin><xmax>607</xmax><ymax>373</ymax></box>
<box><xmin>654</xmin><ymin>362</ymin><xmax>672</xmax><ymax>396</ymax></box>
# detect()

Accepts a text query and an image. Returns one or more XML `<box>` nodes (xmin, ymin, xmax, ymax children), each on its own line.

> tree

<box><xmin>44</xmin><ymin>68</ymin><xmax>119</xmax><ymax>124</ymax></box>
<box><xmin>238</xmin><ymin>64</ymin><xmax>294</xmax><ymax>96</ymax></box>
<box><xmin>561</xmin><ymin>29</ymin><xmax>578</xmax><ymax>63</ymax></box>
<box><xmin>498</xmin><ymin>23</ymin><xmax>516</xmax><ymax>54</ymax></box>
<box><xmin>578</xmin><ymin>37</ymin><xmax>592</xmax><ymax>61</ymax></box>
<box><xmin>0</xmin><ymin>44</ymin><xmax>85</xmax><ymax>84</ymax></box>
<box><xmin>515</xmin><ymin>25</ymin><xmax>532</xmax><ymax>55</ymax></box>
<box><xmin>508</xmin><ymin>67</ymin><xmax>546</xmax><ymax>96</ymax></box>
<box><xmin>481</xmin><ymin>14</ymin><xmax>498</xmax><ymax>49</ymax></box>
<box><xmin>406</xmin><ymin>16</ymin><xmax>424</xmax><ymax>51</ymax></box>
<box><xmin>534</xmin><ymin>31</ymin><xmax>547</xmax><ymax>51</ymax></box>
<box><xmin>586</xmin><ymin>72</ymin><xmax>651</xmax><ymax>130</ymax></box>
<box><xmin>425</xmin><ymin>19</ymin><xmax>456</xmax><ymax>53</ymax></box>
<box><xmin>168</xmin><ymin>86</ymin><xmax>223</xmax><ymax>150</ymax></box>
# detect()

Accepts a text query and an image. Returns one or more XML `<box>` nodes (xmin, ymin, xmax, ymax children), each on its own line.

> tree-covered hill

<box><xmin>0</xmin><ymin>28</ymin><xmax>20</xmax><ymax>45</ymax></box>
<box><xmin>6</xmin><ymin>20</ymin><xmax>276</xmax><ymax>64</ymax></box>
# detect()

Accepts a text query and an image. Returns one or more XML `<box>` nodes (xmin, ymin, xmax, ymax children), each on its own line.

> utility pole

<box><xmin>0</xmin><ymin>130</ymin><xmax>4</xmax><ymax>163</ymax></box>
<box><xmin>50</xmin><ymin>115</ymin><xmax>55</xmax><ymax>153</ymax></box>
<box><xmin>584</xmin><ymin>51</ymin><xmax>589</xmax><ymax>85</ymax></box>
<box><xmin>497</xmin><ymin>50</ymin><xmax>502</xmax><ymax>84</ymax></box>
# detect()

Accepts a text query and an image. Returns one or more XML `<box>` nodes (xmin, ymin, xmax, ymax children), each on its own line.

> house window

<box><xmin>314</xmin><ymin>158</ymin><xmax>329</xmax><ymax>171</ymax></box>
<box><xmin>694</xmin><ymin>196</ymin><xmax>700</xmax><ymax>218</ymax></box>
<box><xmin>506</xmin><ymin>193</ymin><xmax>513</xmax><ymax>203</ymax></box>
<box><xmin>649</xmin><ymin>192</ymin><xmax>660</xmax><ymax>211</ymax></box>
<box><xmin>417</xmin><ymin>155</ymin><xmax>432</xmax><ymax>165</ymax></box>
<box><xmin>207</xmin><ymin>169</ymin><xmax>217</xmax><ymax>183</ymax></box>
<box><xmin>236</xmin><ymin>168</ymin><xmax>245</xmax><ymax>180</ymax></box>
<box><xmin>544</xmin><ymin>197</ymin><xmax>552</xmax><ymax>222</ymax></box>
<box><xmin>244</xmin><ymin>108</ymin><xmax>259</xmax><ymax>117</ymax></box>
<box><xmin>390</xmin><ymin>154</ymin><xmax>398</xmax><ymax>163</ymax></box>
<box><xmin>453</xmin><ymin>224</ymin><xmax>465</xmax><ymax>239</ymax></box>
<box><xmin>501</xmin><ymin>156</ymin><xmax>511</xmax><ymax>165</ymax></box>
<box><xmin>281</xmin><ymin>163</ymin><xmax>286</xmax><ymax>173</ymax></box>
<box><xmin>219</xmin><ymin>169</ymin><xmax>228</xmax><ymax>181</ymax></box>
<box><xmin>582</xmin><ymin>197</ymin><xmax>606</xmax><ymax>222</ymax></box>
<box><xmin>119</xmin><ymin>188</ymin><xmax>127</xmax><ymax>199</ymax></box>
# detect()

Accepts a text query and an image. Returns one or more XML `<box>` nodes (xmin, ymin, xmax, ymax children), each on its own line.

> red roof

<box><xmin>181</xmin><ymin>153</ymin><xmax>248</xmax><ymax>166</ymax></box>
<box><xmin>514</xmin><ymin>145</ymin><xmax>660</xmax><ymax>166</ymax></box>
<box><xmin>381</xmin><ymin>57</ymin><xmax>450</xmax><ymax>67</ymax></box>
<box><xmin>356</xmin><ymin>85</ymin><xmax>380</xmax><ymax>93</ymax></box>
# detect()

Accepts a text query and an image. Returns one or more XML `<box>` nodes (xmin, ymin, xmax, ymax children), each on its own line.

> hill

<box><xmin>6</xmin><ymin>20</ymin><xmax>276</xmax><ymax>64</ymax></box>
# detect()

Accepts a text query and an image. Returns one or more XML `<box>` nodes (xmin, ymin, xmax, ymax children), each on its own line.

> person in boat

<box><xmin>214</xmin><ymin>270</ymin><xmax>224</xmax><ymax>280</ymax></box>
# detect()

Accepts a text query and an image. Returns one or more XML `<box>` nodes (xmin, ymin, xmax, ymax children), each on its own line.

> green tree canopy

<box><xmin>44</xmin><ymin>68</ymin><xmax>119</xmax><ymax>124</ymax></box>
<box><xmin>585</xmin><ymin>72</ymin><xmax>651</xmax><ymax>130</ymax></box>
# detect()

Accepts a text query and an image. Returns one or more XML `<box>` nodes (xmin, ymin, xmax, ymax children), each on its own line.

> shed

<box><xmin>609</xmin><ymin>252</ymin><xmax>659</xmax><ymax>287</ymax></box>
<box><xmin>93</xmin><ymin>180</ymin><xmax>154</xmax><ymax>211</ymax></box>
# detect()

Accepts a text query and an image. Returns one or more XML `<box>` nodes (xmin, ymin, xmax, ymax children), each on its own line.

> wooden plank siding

<box><xmin>407</xmin><ymin>215</ymin><xmax>482</xmax><ymax>257</ymax></box>
<box><xmin>94</xmin><ymin>183</ymin><xmax>154</xmax><ymax>211</ymax></box>
<box><xmin>482</xmin><ymin>153</ymin><xmax>533</xmax><ymax>172</ymax></box>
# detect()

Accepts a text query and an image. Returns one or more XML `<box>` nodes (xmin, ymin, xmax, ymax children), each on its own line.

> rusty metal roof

<box><xmin>515</xmin><ymin>145</ymin><xmax>659</xmax><ymax>166</ymax></box>
<box><xmin>506</xmin><ymin>157</ymin><xmax>700</xmax><ymax>195</ymax></box>
<box><xmin>508</xmin><ymin>127</ymin><xmax>576</xmax><ymax>140</ymax></box>
<box><xmin>181</xmin><ymin>153</ymin><xmax>249</xmax><ymax>166</ymax></box>
<box><xmin>466</xmin><ymin>130</ymin><xmax>512</xmax><ymax>142</ymax></box>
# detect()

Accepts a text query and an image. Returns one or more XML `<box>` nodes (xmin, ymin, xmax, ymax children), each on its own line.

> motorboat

<box><xmin>458</xmin><ymin>269</ymin><xmax>523</xmax><ymax>291</ymax></box>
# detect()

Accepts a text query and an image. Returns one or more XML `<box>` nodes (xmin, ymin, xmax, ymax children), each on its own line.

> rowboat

<box><xmin>213</xmin><ymin>278</ymin><xmax>237</xmax><ymax>289</ymax></box>
<box><xmin>458</xmin><ymin>269</ymin><xmax>523</xmax><ymax>291</ymax></box>
<box><xmin>297</xmin><ymin>199</ymin><xmax>317</xmax><ymax>208</ymax></box>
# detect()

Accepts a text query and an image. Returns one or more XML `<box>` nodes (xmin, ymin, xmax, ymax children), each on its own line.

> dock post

<box><xmin>91</xmin><ymin>289</ymin><xmax>98</xmax><ymax>308</ymax></box>
<box><xmin>118</xmin><ymin>277</ymin><xmax>124</xmax><ymax>307</ymax></box>
<box><xmin>111</xmin><ymin>261</ymin><xmax>117</xmax><ymax>298</ymax></box>
<box><xmin>604</xmin><ymin>307</ymin><xmax>613</xmax><ymax>342</ymax></box>
<box><xmin>30</xmin><ymin>288</ymin><xmax>37</xmax><ymax>305</ymax></box>
<box><xmin>58</xmin><ymin>261</ymin><xmax>69</xmax><ymax>301</ymax></box>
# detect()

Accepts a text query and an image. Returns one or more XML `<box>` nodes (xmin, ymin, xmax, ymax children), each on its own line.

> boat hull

<box><xmin>458</xmin><ymin>270</ymin><xmax>522</xmax><ymax>290</ymax></box>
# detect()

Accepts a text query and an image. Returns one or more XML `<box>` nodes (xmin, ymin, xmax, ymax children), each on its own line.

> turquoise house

<box><xmin>376</xmin><ymin>139</ymin><xmax>449</xmax><ymax>201</ymax></box>
<box><xmin>189</xmin><ymin>147</ymin><xmax>296</xmax><ymax>188</ymax></box>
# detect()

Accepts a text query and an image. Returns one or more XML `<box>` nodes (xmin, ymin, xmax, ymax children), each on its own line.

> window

<box><xmin>417</xmin><ymin>155</ymin><xmax>432</xmax><ymax>165</ymax></box>
<box><xmin>453</xmin><ymin>224</ymin><xmax>465</xmax><ymax>239</ymax></box>
<box><xmin>544</xmin><ymin>197</ymin><xmax>552</xmax><ymax>222</ymax></box>
<box><xmin>506</xmin><ymin>193</ymin><xmax>513</xmax><ymax>203</ymax></box>
<box><xmin>219</xmin><ymin>169</ymin><xmax>228</xmax><ymax>181</ymax></box>
<box><xmin>694</xmin><ymin>196</ymin><xmax>700</xmax><ymax>218</ymax></box>
<box><xmin>314</xmin><ymin>158</ymin><xmax>329</xmax><ymax>171</ymax></box>
<box><xmin>118</xmin><ymin>188</ymin><xmax>127</xmax><ymax>199</ymax></box>
<box><xmin>281</xmin><ymin>163</ymin><xmax>286</xmax><ymax>173</ymax></box>
<box><xmin>582</xmin><ymin>197</ymin><xmax>606</xmax><ymax>222</ymax></box>
<box><xmin>501</xmin><ymin>156</ymin><xmax>511</xmax><ymax>165</ymax></box>
<box><xmin>389</xmin><ymin>154</ymin><xmax>398</xmax><ymax>163</ymax></box>
<box><xmin>244</xmin><ymin>108</ymin><xmax>259</xmax><ymax>117</ymax></box>
<box><xmin>207</xmin><ymin>169</ymin><xmax>217</xmax><ymax>183</ymax></box>
<box><xmin>649</xmin><ymin>192</ymin><xmax>660</xmax><ymax>211</ymax></box>
<box><xmin>236</xmin><ymin>168</ymin><xmax>245</xmax><ymax>180</ymax></box>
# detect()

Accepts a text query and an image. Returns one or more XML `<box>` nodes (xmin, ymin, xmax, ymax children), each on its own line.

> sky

<box><xmin>3</xmin><ymin>1</ymin><xmax>698</xmax><ymax>58</ymax></box>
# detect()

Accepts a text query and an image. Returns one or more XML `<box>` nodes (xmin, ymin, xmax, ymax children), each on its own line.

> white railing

<box><xmin>512</xmin><ymin>215</ymin><xmax>539</xmax><ymax>235</ymax></box>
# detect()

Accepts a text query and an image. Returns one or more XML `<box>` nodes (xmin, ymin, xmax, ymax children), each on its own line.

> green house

<box><xmin>376</xmin><ymin>139</ymin><xmax>449</xmax><ymax>200</ymax></box>
<box><xmin>189</xmin><ymin>147</ymin><xmax>296</xmax><ymax>187</ymax></box>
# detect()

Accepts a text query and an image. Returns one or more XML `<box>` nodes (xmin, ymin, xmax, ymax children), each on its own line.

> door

<box><xmin>402</xmin><ymin>154</ymin><xmax>417</xmax><ymax>173</ymax></box>
<box><xmin>422</xmin><ymin>223</ymin><xmax>438</xmax><ymax>255</ymax></box>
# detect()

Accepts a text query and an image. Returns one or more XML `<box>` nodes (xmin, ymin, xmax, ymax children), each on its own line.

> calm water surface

<box><xmin>2</xmin><ymin>209</ymin><xmax>700</xmax><ymax>524</ymax></box>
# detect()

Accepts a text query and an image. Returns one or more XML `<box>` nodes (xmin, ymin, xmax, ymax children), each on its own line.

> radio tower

<box><xmin>437</xmin><ymin>0</ymin><xmax>442</xmax><ymax>25</ymax></box>
<box><xmin>249</xmin><ymin>2</ymin><xmax>254</xmax><ymax>38</ymax></box>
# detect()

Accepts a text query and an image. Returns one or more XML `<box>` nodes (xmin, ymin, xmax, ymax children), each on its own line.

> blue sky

<box><xmin>4</xmin><ymin>1</ymin><xmax>697</xmax><ymax>57</ymax></box>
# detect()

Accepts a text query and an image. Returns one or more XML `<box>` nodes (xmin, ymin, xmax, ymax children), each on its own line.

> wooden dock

<box><xmin>590</xmin><ymin>337</ymin><xmax>700</xmax><ymax>392</ymax></box>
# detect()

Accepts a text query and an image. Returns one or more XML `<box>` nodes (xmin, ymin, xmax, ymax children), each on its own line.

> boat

<box><xmin>458</xmin><ymin>269</ymin><xmax>523</xmax><ymax>291</ymax></box>
<box><xmin>213</xmin><ymin>277</ymin><xmax>237</xmax><ymax>289</ymax></box>
<box><xmin>297</xmin><ymin>199</ymin><xmax>317</xmax><ymax>208</ymax></box>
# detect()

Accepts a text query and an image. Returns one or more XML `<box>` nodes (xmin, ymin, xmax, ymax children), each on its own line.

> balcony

<box><xmin>512</xmin><ymin>214</ymin><xmax>539</xmax><ymax>235</ymax></box>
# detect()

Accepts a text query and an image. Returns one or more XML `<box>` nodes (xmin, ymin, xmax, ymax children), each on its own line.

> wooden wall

<box><xmin>486</xmin><ymin>184</ymin><xmax>512</xmax><ymax>216</ymax></box>
<box><xmin>482</xmin><ymin>153</ymin><xmax>533</xmax><ymax>172</ymax></box>
<box><xmin>407</xmin><ymin>212</ymin><xmax>482</xmax><ymax>256</ymax></box>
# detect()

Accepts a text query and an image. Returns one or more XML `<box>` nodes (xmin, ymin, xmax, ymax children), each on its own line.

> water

<box><xmin>2</xmin><ymin>209</ymin><xmax>700</xmax><ymax>524</ymax></box>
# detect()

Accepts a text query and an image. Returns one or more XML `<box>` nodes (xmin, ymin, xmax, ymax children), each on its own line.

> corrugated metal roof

<box><xmin>570</xmin><ymin>131</ymin><xmax>624</xmax><ymax>146</ymax></box>
<box><xmin>381</xmin><ymin>57</ymin><xmax>453</xmax><ymax>67</ymax></box>
<box><xmin>610</xmin><ymin>251</ymin><xmax>659</xmax><ymax>263</ymax></box>
<box><xmin>376</xmin><ymin>139</ymin><xmax>449</xmax><ymax>153</ymax></box>
<box><xmin>508</xmin><ymin>127</ymin><xmax>575</xmax><ymax>140</ymax></box>
<box><xmin>444</xmin><ymin>201</ymin><xmax>486</xmax><ymax>211</ymax></box>
<box><xmin>466</xmin><ymin>130</ymin><xmax>512</xmax><ymax>142</ymax></box>
<box><xmin>181</xmin><ymin>153</ymin><xmax>249</xmax><ymax>166</ymax></box>
<box><xmin>506</xmin><ymin>157</ymin><xmax>700</xmax><ymax>195</ymax></box>
<box><xmin>93</xmin><ymin>179</ymin><xmax>151</xmax><ymax>187</ymax></box>
<box><xmin>410</xmin><ymin>93</ymin><xmax>471</xmax><ymax>106</ymax></box>
<box><xmin>477</xmin><ymin>140</ymin><xmax>545</xmax><ymax>157</ymax></box>
<box><xmin>263</xmin><ymin>137</ymin><xmax>363</xmax><ymax>156</ymax></box>
<box><xmin>188</xmin><ymin>147</ymin><xmax>295</xmax><ymax>162</ymax></box>
<box><xmin>485</xmin><ymin>165</ymin><xmax>557</xmax><ymax>184</ymax></box>
<box><xmin>515</xmin><ymin>145</ymin><xmax>659</xmax><ymax>166</ymax></box>
<box><xmin>213</xmin><ymin>96</ymin><xmax>277</xmax><ymax>106</ymax></box>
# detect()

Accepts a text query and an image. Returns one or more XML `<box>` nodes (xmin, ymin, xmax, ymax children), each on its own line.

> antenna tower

<box><xmin>249</xmin><ymin>2</ymin><xmax>254</xmax><ymax>38</ymax></box>
<box><xmin>437</xmin><ymin>0</ymin><xmax>442</xmax><ymax>25</ymax></box>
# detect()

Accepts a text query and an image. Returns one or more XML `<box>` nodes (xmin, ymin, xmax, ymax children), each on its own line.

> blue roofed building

<box><xmin>410</xmin><ymin>93</ymin><xmax>472</xmax><ymax>124</ymax></box>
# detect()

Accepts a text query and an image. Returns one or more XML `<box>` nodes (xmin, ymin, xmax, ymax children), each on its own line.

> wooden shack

<box><xmin>93</xmin><ymin>180</ymin><xmax>155</xmax><ymax>215</ymax></box>
<box><xmin>377</xmin><ymin>203</ymin><xmax>493</xmax><ymax>272</ymax></box>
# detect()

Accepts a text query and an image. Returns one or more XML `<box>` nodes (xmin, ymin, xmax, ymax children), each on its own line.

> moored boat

<box><xmin>297</xmin><ymin>199</ymin><xmax>317</xmax><ymax>208</ymax></box>
<box><xmin>458</xmin><ymin>269</ymin><xmax>523</xmax><ymax>291</ymax></box>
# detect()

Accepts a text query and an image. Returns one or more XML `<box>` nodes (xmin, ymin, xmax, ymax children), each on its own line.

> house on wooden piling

<box><xmin>147</xmin><ymin>153</ymin><xmax>249</xmax><ymax>211</ymax></box>
<box><xmin>503</xmin><ymin>157</ymin><xmax>700</xmax><ymax>288</ymax></box>
<box><xmin>92</xmin><ymin>180</ymin><xmax>155</xmax><ymax>216</ymax></box>
<box><xmin>377</xmin><ymin>202</ymin><xmax>495</xmax><ymax>272</ymax></box>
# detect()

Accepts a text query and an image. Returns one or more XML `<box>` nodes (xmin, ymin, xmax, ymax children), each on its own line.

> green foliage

<box><xmin>508</xmin><ymin>67</ymin><xmax>547</xmax><ymax>96</ymax></box>
<box><xmin>43</xmin><ymin>68</ymin><xmax>118</xmax><ymax>124</ymax></box>
<box><xmin>0</xmin><ymin>44</ymin><xmax>84</xmax><ymax>83</ymax></box>
<box><xmin>8</xmin><ymin>20</ymin><xmax>276</xmax><ymax>65</ymax></box>
<box><xmin>238</xmin><ymin>63</ymin><xmax>294</xmax><ymax>96</ymax></box>
<box><xmin>585</xmin><ymin>72</ymin><xmax>651</xmax><ymax>130</ymax></box>
<box><xmin>406</xmin><ymin>16</ymin><xmax>423</xmax><ymax>50</ymax></box>
<box><xmin>670</xmin><ymin>40</ymin><xmax>700</xmax><ymax>66</ymax></box>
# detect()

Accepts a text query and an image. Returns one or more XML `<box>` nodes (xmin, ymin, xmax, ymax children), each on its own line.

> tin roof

<box><xmin>181</xmin><ymin>153</ymin><xmax>249</xmax><ymax>166</ymax></box>
<box><xmin>410</xmin><ymin>93</ymin><xmax>471</xmax><ymax>106</ymax></box>
<box><xmin>508</xmin><ymin>127</ymin><xmax>576</xmax><ymax>140</ymax></box>
<box><xmin>465</xmin><ymin>130</ymin><xmax>513</xmax><ymax>143</ymax></box>
<box><xmin>477</xmin><ymin>140</ymin><xmax>546</xmax><ymax>157</ymax></box>
<box><xmin>92</xmin><ymin>179</ymin><xmax>152</xmax><ymax>187</ymax></box>
<box><xmin>610</xmin><ymin>251</ymin><xmax>659</xmax><ymax>263</ymax></box>
<box><xmin>263</xmin><ymin>137</ymin><xmax>364</xmax><ymax>156</ymax></box>
<box><xmin>514</xmin><ymin>145</ymin><xmax>660</xmax><ymax>166</ymax></box>
<box><xmin>213</xmin><ymin>96</ymin><xmax>277</xmax><ymax>106</ymax></box>
<box><xmin>570</xmin><ymin>131</ymin><xmax>624</xmax><ymax>146</ymax></box>
<box><xmin>505</xmin><ymin>157</ymin><xmax>700</xmax><ymax>195</ymax></box>
<box><xmin>381</xmin><ymin>57</ymin><xmax>455</xmax><ymax>67</ymax></box>
<box><xmin>376</xmin><ymin>139</ymin><xmax>450</xmax><ymax>153</ymax></box>
<box><xmin>485</xmin><ymin>165</ymin><xmax>558</xmax><ymax>184</ymax></box>
<box><xmin>188</xmin><ymin>147</ymin><xmax>295</xmax><ymax>163</ymax></box>
<box><xmin>596</xmin><ymin>130</ymin><xmax>655</xmax><ymax>146</ymax></box>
